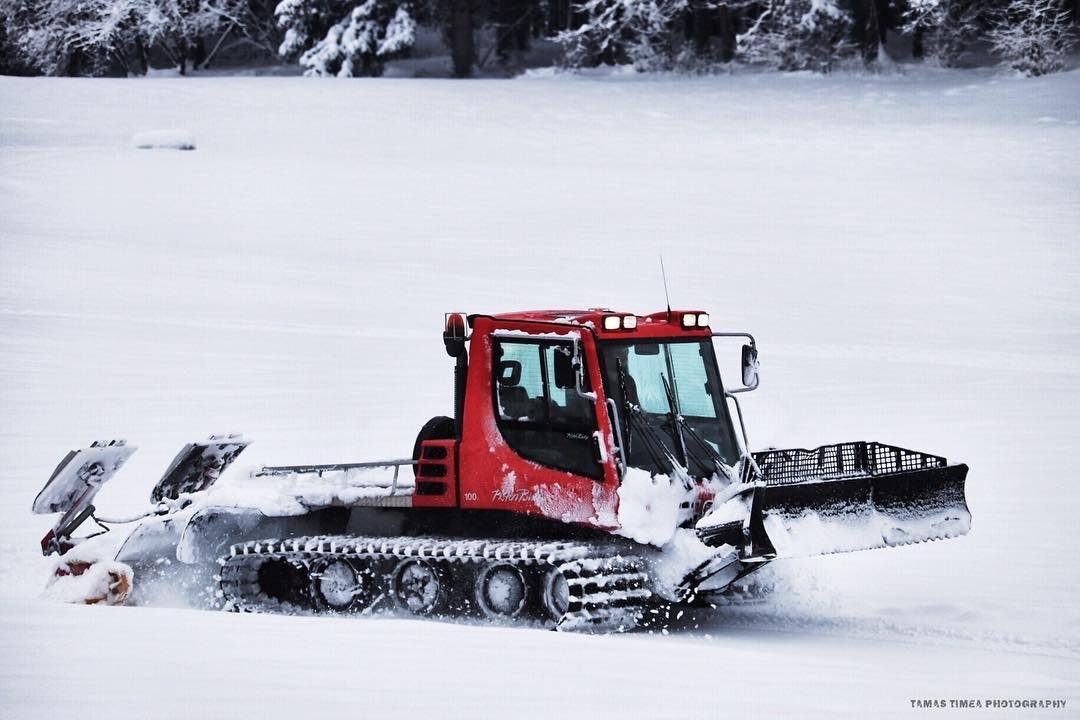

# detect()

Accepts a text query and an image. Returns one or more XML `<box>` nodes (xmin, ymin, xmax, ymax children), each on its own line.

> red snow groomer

<box><xmin>32</xmin><ymin>309</ymin><xmax>971</xmax><ymax>631</ymax></box>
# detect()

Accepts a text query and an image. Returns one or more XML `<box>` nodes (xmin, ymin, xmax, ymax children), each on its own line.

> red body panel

<box><xmin>456</xmin><ymin>315</ymin><xmax>622</xmax><ymax>529</ymax></box>
<box><xmin>56</xmin><ymin>561</ymin><xmax>92</xmax><ymax>577</ymax></box>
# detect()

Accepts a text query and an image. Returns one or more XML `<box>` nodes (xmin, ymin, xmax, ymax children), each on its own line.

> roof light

<box><xmin>681</xmin><ymin>313</ymin><xmax>697</xmax><ymax>328</ymax></box>
<box><xmin>603</xmin><ymin>315</ymin><xmax>622</xmax><ymax>331</ymax></box>
<box><xmin>622</xmin><ymin>315</ymin><xmax>638</xmax><ymax>330</ymax></box>
<box><xmin>696</xmin><ymin>313</ymin><xmax>710</xmax><ymax>327</ymax></box>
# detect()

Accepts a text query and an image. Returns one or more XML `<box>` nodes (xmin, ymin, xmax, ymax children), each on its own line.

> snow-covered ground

<box><xmin>1</xmin><ymin>67</ymin><xmax>1078</xmax><ymax>718</ymax></box>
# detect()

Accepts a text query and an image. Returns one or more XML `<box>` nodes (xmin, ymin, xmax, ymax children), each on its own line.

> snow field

<box><xmin>1</xmin><ymin>66</ymin><xmax>1079</xmax><ymax>718</ymax></box>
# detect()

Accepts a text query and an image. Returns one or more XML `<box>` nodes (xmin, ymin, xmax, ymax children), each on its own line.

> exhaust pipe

<box><xmin>444</xmin><ymin>313</ymin><xmax>469</xmax><ymax>440</ymax></box>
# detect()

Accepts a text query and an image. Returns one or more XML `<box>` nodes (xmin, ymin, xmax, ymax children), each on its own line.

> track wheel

<box><xmin>311</xmin><ymin>559</ymin><xmax>368</xmax><ymax>613</ymax></box>
<box><xmin>256</xmin><ymin>557</ymin><xmax>310</xmax><ymax>607</ymax></box>
<box><xmin>542</xmin><ymin>567</ymin><xmax>570</xmax><ymax>622</ymax></box>
<box><xmin>391</xmin><ymin>559</ymin><xmax>445</xmax><ymax>616</ymax></box>
<box><xmin>475</xmin><ymin>563</ymin><xmax>527</xmax><ymax>619</ymax></box>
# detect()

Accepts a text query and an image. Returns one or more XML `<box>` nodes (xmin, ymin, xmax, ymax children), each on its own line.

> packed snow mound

<box><xmin>41</xmin><ymin>561</ymin><xmax>133</xmax><ymax>605</ymax></box>
<box><xmin>615</xmin><ymin>468</ymin><xmax>688</xmax><ymax>546</ymax></box>
<box><xmin>650</xmin><ymin>528</ymin><xmax>726</xmax><ymax>598</ymax></box>
<box><xmin>132</xmin><ymin>130</ymin><xmax>196</xmax><ymax>150</ymax></box>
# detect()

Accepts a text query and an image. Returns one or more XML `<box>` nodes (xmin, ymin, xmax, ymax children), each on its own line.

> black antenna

<box><xmin>660</xmin><ymin>255</ymin><xmax>672</xmax><ymax>321</ymax></box>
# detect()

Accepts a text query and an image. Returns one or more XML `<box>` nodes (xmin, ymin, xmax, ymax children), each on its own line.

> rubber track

<box><xmin>219</xmin><ymin>535</ymin><xmax>651</xmax><ymax>633</ymax></box>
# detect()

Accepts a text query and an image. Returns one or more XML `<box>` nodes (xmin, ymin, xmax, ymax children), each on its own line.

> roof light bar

<box><xmin>603</xmin><ymin>315</ymin><xmax>638</xmax><ymax>331</ymax></box>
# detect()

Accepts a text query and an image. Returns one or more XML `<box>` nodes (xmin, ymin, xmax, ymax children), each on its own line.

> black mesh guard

<box><xmin>752</xmin><ymin>441</ymin><xmax>947</xmax><ymax>487</ymax></box>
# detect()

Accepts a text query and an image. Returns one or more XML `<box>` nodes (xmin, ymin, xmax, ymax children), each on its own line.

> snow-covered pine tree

<box><xmin>736</xmin><ymin>0</ymin><xmax>851</xmax><ymax>71</ymax></box>
<box><xmin>556</xmin><ymin>0</ymin><xmax>690</xmax><ymax>70</ymax></box>
<box><xmin>0</xmin><ymin>14</ymin><xmax>15</xmax><ymax>75</ymax></box>
<box><xmin>902</xmin><ymin>0</ymin><xmax>984</xmax><ymax>65</ymax></box>
<box><xmin>850</xmin><ymin>0</ymin><xmax>885</xmax><ymax>63</ymax></box>
<box><xmin>0</xmin><ymin>0</ymin><xmax>140</xmax><ymax>75</ymax></box>
<box><xmin>491</xmin><ymin>0</ymin><xmax>533</xmax><ymax>68</ymax></box>
<box><xmin>2</xmin><ymin>0</ymin><xmax>73</xmax><ymax>75</ymax></box>
<box><xmin>905</xmin><ymin>0</ymin><xmax>946</xmax><ymax>59</ymax></box>
<box><xmin>275</xmin><ymin>0</ymin><xmax>415</xmax><ymax>76</ymax></box>
<box><xmin>988</xmin><ymin>0</ymin><xmax>1076</xmax><ymax>75</ymax></box>
<box><xmin>275</xmin><ymin>0</ymin><xmax>346</xmax><ymax>59</ymax></box>
<box><xmin>135</xmin><ymin>0</ymin><xmax>242</xmax><ymax>72</ymax></box>
<box><xmin>446</xmin><ymin>0</ymin><xmax>474</xmax><ymax>77</ymax></box>
<box><xmin>0</xmin><ymin>0</ymin><xmax>237</xmax><ymax>75</ymax></box>
<box><xmin>686</xmin><ymin>0</ymin><xmax>743</xmax><ymax>63</ymax></box>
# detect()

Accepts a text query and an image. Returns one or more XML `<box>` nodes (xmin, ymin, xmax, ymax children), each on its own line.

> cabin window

<box><xmin>493</xmin><ymin>339</ymin><xmax>601</xmax><ymax>480</ymax></box>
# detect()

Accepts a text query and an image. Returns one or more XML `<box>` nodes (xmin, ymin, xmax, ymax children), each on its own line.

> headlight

<box><xmin>696</xmin><ymin>313</ymin><xmax>710</xmax><ymax>327</ymax></box>
<box><xmin>681</xmin><ymin>313</ymin><xmax>697</xmax><ymax>328</ymax></box>
<box><xmin>603</xmin><ymin>315</ymin><xmax>622</xmax><ymax>331</ymax></box>
<box><xmin>622</xmin><ymin>315</ymin><xmax>638</xmax><ymax>329</ymax></box>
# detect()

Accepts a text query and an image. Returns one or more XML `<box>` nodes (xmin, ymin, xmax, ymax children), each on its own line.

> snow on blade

<box><xmin>697</xmin><ymin>482</ymin><xmax>754</xmax><ymax>528</ymax></box>
<box><xmin>762</xmin><ymin>506</ymin><xmax>973</xmax><ymax>558</ymax></box>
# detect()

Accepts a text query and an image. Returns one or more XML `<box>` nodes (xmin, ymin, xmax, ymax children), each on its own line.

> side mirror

<box><xmin>443</xmin><ymin>313</ymin><xmax>467</xmax><ymax>358</ymax></box>
<box><xmin>741</xmin><ymin>343</ymin><xmax>759</xmax><ymax>389</ymax></box>
<box><xmin>553</xmin><ymin>346</ymin><xmax>575</xmax><ymax>389</ymax></box>
<box><xmin>569</xmin><ymin>340</ymin><xmax>597</xmax><ymax>400</ymax></box>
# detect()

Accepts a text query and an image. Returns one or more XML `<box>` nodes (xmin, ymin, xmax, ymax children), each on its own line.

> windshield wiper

<box><xmin>679</xmin><ymin>419</ymin><xmax>734</xmax><ymax>481</ymax></box>
<box><xmin>616</xmin><ymin>358</ymin><xmax>675</xmax><ymax>475</ymax></box>
<box><xmin>615</xmin><ymin>358</ymin><xmax>635</xmax><ymax>458</ymax></box>
<box><xmin>661</xmin><ymin>373</ymin><xmax>690</xmax><ymax>470</ymax></box>
<box><xmin>661</xmin><ymin>373</ymin><xmax>731</xmax><ymax>481</ymax></box>
<box><xmin>627</xmin><ymin>406</ymin><xmax>677</xmax><ymax>476</ymax></box>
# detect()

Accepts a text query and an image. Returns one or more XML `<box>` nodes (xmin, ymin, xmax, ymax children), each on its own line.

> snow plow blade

<box><xmin>699</xmin><ymin>442</ymin><xmax>970</xmax><ymax>559</ymax></box>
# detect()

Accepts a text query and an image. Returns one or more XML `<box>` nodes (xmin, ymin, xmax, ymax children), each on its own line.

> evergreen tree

<box><xmin>0</xmin><ymin>0</ymin><xmax>237</xmax><ymax>75</ymax></box>
<box><xmin>737</xmin><ymin>0</ymin><xmax>851</xmax><ymax>71</ymax></box>
<box><xmin>902</xmin><ymin>0</ymin><xmax>985</xmax><ymax>65</ymax></box>
<box><xmin>556</xmin><ymin>0</ymin><xmax>689</xmax><ymax>69</ymax></box>
<box><xmin>276</xmin><ymin>0</ymin><xmax>415</xmax><ymax>76</ymax></box>
<box><xmin>989</xmin><ymin>0</ymin><xmax>1076</xmax><ymax>75</ymax></box>
<box><xmin>447</xmin><ymin>0</ymin><xmax>474</xmax><ymax>76</ymax></box>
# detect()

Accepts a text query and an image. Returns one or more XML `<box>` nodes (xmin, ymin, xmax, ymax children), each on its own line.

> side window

<box><xmin>496</xmin><ymin>343</ymin><xmax>544</xmax><ymax>422</ymax></box>
<box><xmin>544</xmin><ymin>344</ymin><xmax>595</xmax><ymax>427</ymax></box>
<box><xmin>492</xmin><ymin>339</ymin><xmax>601</xmax><ymax>480</ymax></box>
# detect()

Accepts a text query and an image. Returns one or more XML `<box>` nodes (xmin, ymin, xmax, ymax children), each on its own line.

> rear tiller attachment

<box><xmin>33</xmin><ymin>435</ymin><xmax>250</xmax><ymax>556</ymax></box>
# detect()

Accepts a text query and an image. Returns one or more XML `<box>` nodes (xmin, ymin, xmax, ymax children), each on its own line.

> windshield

<box><xmin>599</xmin><ymin>339</ymin><xmax>741</xmax><ymax>477</ymax></box>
